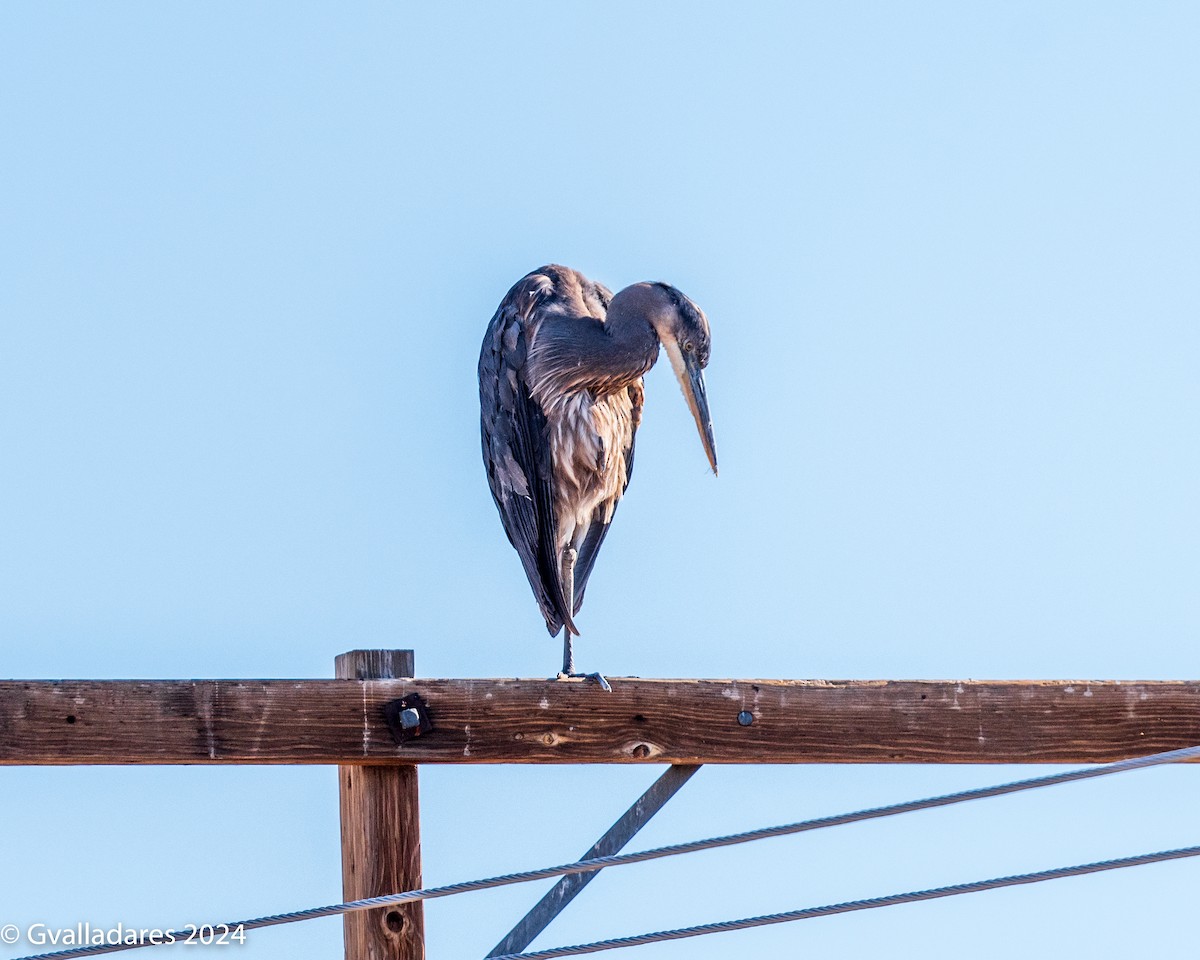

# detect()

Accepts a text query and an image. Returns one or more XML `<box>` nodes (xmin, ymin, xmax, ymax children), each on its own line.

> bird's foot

<box><xmin>555</xmin><ymin>671</ymin><xmax>613</xmax><ymax>693</ymax></box>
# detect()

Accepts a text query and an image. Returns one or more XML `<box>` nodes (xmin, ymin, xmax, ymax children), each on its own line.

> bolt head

<box><xmin>737</xmin><ymin>711</ymin><xmax>754</xmax><ymax>726</ymax></box>
<box><xmin>400</xmin><ymin>707</ymin><xmax>422</xmax><ymax>730</ymax></box>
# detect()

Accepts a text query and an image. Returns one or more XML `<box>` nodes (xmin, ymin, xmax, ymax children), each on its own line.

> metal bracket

<box><xmin>383</xmin><ymin>693</ymin><xmax>434</xmax><ymax>744</ymax></box>
<box><xmin>486</xmin><ymin>763</ymin><xmax>702</xmax><ymax>957</ymax></box>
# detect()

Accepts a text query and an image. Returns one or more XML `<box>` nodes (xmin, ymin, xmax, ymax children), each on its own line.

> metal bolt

<box><xmin>399</xmin><ymin>707</ymin><xmax>422</xmax><ymax>730</ymax></box>
<box><xmin>737</xmin><ymin>711</ymin><xmax>754</xmax><ymax>726</ymax></box>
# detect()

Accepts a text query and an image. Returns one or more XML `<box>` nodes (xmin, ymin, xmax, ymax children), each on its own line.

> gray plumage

<box><xmin>479</xmin><ymin>265</ymin><xmax>716</xmax><ymax>677</ymax></box>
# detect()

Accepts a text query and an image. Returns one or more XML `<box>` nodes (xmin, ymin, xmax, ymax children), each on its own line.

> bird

<box><xmin>478</xmin><ymin>264</ymin><xmax>717</xmax><ymax>685</ymax></box>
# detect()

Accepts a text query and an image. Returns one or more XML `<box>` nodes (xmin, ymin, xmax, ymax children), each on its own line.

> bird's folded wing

<box><xmin>478</xmin><ymin>275</ymin><xmax>572</xmax><ymax>635</ymax></box>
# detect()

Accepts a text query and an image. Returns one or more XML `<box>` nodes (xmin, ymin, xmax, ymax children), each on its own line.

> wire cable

<box><xmin>487</xmin><ymin>844</ymin><xmax>1200</xmax><ymax>960</ymax></box>
<box><xmin>12</xmin><ymin>744</ymin><xmax>1200</xmax><ymax>960</ymax></box>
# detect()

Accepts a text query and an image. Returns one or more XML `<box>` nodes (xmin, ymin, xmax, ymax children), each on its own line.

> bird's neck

<box><xmin>531</xmin><ymin>307</ymin><xmax>659</xmax><ymax>401</ymax></box>
<box><xmin>596</xmin><ymin>302</ymin><xmax>661</xmax><ymax>383</ymax></box>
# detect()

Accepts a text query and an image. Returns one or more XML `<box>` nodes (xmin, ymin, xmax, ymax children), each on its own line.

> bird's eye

<box><xmin>683</xmin><ymin>340</ymin><xmax>695</xmax><ymax>353</ymax></box>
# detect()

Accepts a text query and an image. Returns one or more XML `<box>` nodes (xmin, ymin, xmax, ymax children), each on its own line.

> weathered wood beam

<box><xmin>2</xmin><ymin>678</ymin><xmax>1199</xmax><ymax>765</ymax></box>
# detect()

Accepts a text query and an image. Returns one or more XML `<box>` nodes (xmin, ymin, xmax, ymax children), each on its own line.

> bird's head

<box><xmin>616</xmin><ymin>281</ymin><xmax>718</xmax><ymax>475</ymax></box>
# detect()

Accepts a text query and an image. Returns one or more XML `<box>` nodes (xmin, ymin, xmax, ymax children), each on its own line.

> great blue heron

<box><xmin>479</xmin><ymin>264</ymin><xmax>717</xmax><ymax>683</ymax></box>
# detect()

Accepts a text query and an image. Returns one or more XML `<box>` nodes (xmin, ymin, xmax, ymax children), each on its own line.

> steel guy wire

<box><xmin>487</xmin><ymin>844</ymin><xmax>1200</xmax><ymax>960</ymax></box>
<box><xmin>12</xmin><ymin>743</ymin><xmax>1200</xmax><ymax>960</ymax></box>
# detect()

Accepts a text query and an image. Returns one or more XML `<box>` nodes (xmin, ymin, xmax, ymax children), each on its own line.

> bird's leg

<box><xmin>561</xmin><ymin>631</ymin><xmax>575</xmax><ymax>676</ymax></box>
<box><xmin>560</xmin><ymin>544</ymin><xmax>577</xmax><ymax>675</ymax></box>
<box><xmin>556</xmin><ymin>545</ymin><xmax>611</xmax><ymax>692</ymax></box>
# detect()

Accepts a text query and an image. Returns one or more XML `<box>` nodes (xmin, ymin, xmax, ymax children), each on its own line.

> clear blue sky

<box><xmin>2</xmin><ymin>2</ymin><xmax>1198</xmax><ymax>957</ymax></box>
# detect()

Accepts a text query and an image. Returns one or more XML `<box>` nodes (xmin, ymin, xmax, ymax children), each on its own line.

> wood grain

<box><xmin>337</xmin><ymin>651</ymin><xmax>424</xmax><ymax>960</ymax></box>
<box><xmin>3</xmin><ymin>678</ymin><xmax>1199</xmax><ymax>765</ymax></box>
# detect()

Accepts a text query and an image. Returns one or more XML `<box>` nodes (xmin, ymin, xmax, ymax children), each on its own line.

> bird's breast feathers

<box><xmin>543</xmin><ymin>387</ymin><xmax>638</xmax><ymax>539</ymax></box>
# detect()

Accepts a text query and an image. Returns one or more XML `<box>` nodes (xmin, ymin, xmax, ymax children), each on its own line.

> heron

<box><xmin>479</xmin><ymin>264</ymin><xmax>717</xmax><ymax>685</ymax></box>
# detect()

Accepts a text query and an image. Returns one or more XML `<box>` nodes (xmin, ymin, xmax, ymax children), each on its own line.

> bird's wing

<box><xmin>571</xmin><ymin>379</ymin><xmax>643</xmax><ymax>615</ymax></box>
<box><xmin>479</xmin><ymin>273</ymin><xmax>573</xmax><ymax>635</ymax></box>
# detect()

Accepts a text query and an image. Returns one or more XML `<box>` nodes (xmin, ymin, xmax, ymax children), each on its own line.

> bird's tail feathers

<box><xmin>543</xmin><ymin>617</ymin><xmax>580</xmax><ymax>638</ymax></box>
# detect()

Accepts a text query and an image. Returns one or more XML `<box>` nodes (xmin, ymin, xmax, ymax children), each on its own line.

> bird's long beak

<box><xmin>664</xmin><ymin>339</ymin><xmax>718</xmax><ymax>475</ymax></box>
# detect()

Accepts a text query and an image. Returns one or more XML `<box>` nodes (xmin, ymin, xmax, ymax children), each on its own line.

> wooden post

<box><xmin>337</xmin><ymin>650</ymin><xmax>425</xmax><ymax>960</ymax></box>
